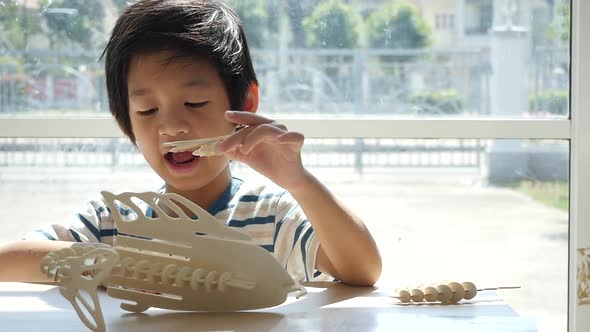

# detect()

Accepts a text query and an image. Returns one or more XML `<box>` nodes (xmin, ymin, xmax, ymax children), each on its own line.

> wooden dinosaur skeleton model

<box><xmin>41</xmin><ymin>191</ymin><xmax>307</xmax><ymax>332</ymax></box>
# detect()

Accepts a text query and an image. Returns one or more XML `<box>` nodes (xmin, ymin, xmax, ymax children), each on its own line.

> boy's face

<box><xmin>127</xmin><ymin>51</ymin><xmax>237</xmax><ymax>192</ymax></box>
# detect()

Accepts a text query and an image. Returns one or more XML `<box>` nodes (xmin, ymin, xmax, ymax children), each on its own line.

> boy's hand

<box><xmin>220</xmin><ymin>111</ymin><xmax>310</xmax><ymax>191</ymax></box>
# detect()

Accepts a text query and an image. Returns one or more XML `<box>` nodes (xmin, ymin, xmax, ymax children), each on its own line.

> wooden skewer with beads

<box><xmin>391</xmin><ymin>281</ymin><xmax>520</xmax><ymax>304</ymax></box>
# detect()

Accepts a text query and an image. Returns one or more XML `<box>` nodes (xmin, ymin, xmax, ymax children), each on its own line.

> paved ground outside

<box><xmin>0</xmin><ymin>166</ymin><xmax>568</xmax><ymax>332</ymax></box>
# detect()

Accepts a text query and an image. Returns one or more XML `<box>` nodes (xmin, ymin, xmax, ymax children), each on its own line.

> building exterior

<box><xmin>345</xmin><ymin>0</ymin><xmax>559</xmax><ymax>49</ymax></box>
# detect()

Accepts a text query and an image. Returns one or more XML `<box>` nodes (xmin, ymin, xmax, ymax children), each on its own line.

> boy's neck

<box><xmin>164</xmin><ymin>167</ymin><xmax>232</xmax><ymax>212</ymax></box>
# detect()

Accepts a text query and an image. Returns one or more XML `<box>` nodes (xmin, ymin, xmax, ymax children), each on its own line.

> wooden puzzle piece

<box><xmin>391</xmin><ymin>281</ymin><xmax>519</xmax><ymax>305</ymax></box>
<box><xmin>41</xmin><ymin>191</ymin><xmax>307</xmax><ymax>332</ymax></box>
<box><xmin>162</xmin><ymin>124</ymin><xmax>247</xmax><ymax>156</ymax></box>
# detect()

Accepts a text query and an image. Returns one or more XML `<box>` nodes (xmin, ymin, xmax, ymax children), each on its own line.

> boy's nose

<box><xmin>158</xmin><ymin>119</ymin><xmax>191</xmax><ymax>137</ymax></box>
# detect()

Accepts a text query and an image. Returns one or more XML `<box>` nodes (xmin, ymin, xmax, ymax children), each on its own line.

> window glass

<box><xmin>0</xmin><ymin>0</ymin><xmax>570</xmax><ymax>118</ymax></box>
<box><xmin>0</xmin><ymin>137</ymin><xmax>568</xmax><ymax>332</ymax></box>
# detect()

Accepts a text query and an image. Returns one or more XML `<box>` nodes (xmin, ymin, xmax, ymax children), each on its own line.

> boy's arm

<box><xmin>0</xmin><ymin>240</ymin><xmax>76</xmax><ymax>282</ymax></box>
<box><xmin>288</xmin><ymin>171</ymin><xmax>382</xmax><ymax>286</ymax></box>
<box><xmin>220</xmin><ymin>111</ymin><xmax>382</xmax><ymax>286</ymax></box>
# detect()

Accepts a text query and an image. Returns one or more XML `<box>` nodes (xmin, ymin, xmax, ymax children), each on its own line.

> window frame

<box><xmin>570</xmin><ymin>0</ymin><xmax>589</xmax><ymax>330</ymax></box>
<box><xmin>0</xmin><ymin>0</ymin><xmax>586</xmax><ymax>330</ymax></box>
<box><xmin>0</xmin><ymin>118</ymin><xmax>571</xmax><ymax>139</ymax></box>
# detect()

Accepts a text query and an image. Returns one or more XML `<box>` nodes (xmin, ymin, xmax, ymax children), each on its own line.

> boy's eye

<box><xmin>137</xmin><ymin>108</ymin><xmax>158</xmax><ymax>116</ymax></box>
<box><xmin>185</xmin><ymin>101</ymin><xmax>209</xmax><ymax>108</ymax></box>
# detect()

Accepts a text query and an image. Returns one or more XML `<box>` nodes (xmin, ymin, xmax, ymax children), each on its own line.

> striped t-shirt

<box><xmin>23</xmin><ymin>177</ymin><xmax>328</xmax><ymax>282</ymax></box>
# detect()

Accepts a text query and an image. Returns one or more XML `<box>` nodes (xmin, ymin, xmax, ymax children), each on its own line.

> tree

<box><xmin>366</xmin><ymin>1</ymin><xmax>432</xmax><ymax>49</ymax></box>
<box><xmin>226</xmin><ymin>0</ymin><xmax>278</xmax><ymax>49</ymax></box>
<box><xmin>0</xmin><ymin>2</ymin><xmax>42</xmax><ymax>50</ymax></box>
<box><xmin>552</xmin><ymin>0</ymin><xmax>570</xmax><ymax>43</ymax></box>
<box><xmin>287</xmin><ymin>0</ymin><xmax>306</xmax><ymax>48</ymax></box>
<box><xmin>111</xmin><ymin>0</ymin><xmax>132</xmax><ymax>14</ymax></box>
<box><xmin>303</xmin><ymin>0</ymin><xmax>361</xmax><ymax>49</ymax></box>
<box><xmin>39</xmin><ymin>0</ymin><xmax>106</xmax><ymax>49</ymax></box>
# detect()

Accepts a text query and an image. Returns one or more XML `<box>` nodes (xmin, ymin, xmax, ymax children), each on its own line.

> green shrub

<box><xmin>226</xmin><ymin>0</ymin><xmax>276</xmax><ymax>48</ymax></box>
<box><xmin>409</xmin><ymin>89</ymin><xmax>463</xmax><ymax>115</ymax></box>
<box><xmin>529</xmin><ymin>90</ymin><xmax>568</xmax><ymax>115</ymax></box>
<box><xmin>303</xmin><ymin>0</ymin><xmax>361</xmax><ymax>48</ymax></box>
<box><xmin>366</xmin><ymin>1</ymin><xmax>432</xmax><ymax>49</ymax></box>
<box><xmin>0</xmin><ymin>56</ymin><xmax>24</xmax><ymax>74</ymax></box>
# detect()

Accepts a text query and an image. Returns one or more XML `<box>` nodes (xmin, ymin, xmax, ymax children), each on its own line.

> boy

<box><xmin>0</xmin><ymin>0</ymin><xmax>381</xmax><ymax>286</ymax></box>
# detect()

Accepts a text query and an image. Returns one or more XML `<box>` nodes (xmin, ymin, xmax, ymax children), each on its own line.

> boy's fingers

<box><xmin>223</xmin><ymin>148</ymin><xmax>244</xmax><ymax>161</ymax></box>
<box><xmin>239</xmin><ymin>124</ymin><xmax>287</xmax><ymax>154</ymax></box>
<box><xmin>225</xmin><ymin>110</ymin><xmax>273</xmax><ymax>126</ymax></box>
<box><xmin>220</xmin><ymin>121</ymin><xmax>288</xmax><ymax>152</ymax></box>
<box><xmin>276</xmin><ymin>131</ymin><xmax>305</xmax><ymax>147</ymax></box>
<box><xmin>219</xmin><ymin>125</ymin><xmax>256</xmax><ymax>151</ymax></box>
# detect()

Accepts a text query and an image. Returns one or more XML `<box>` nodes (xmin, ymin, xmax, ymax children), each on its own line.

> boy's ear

<box><xmin>241</xmin><ymin>83</ymin><xmax>259</xmax><ymax>114</ymax></box>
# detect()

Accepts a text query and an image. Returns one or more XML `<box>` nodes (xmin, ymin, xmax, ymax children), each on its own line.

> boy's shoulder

<box><xmin>231</xmin><ymin>176</ymin><xmax>290</xmax><ymax>203</ymax></box>
<box><xmin>229</xmin><ymin>177</ymin><xmax>301</xmax><ymax>218</ymax></box>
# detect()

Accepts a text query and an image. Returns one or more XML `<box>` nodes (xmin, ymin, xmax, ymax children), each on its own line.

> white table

<box><xmin>0</xmin><ymin>282</ymin><xmax>536</xmax><ymax>331</ymax></box>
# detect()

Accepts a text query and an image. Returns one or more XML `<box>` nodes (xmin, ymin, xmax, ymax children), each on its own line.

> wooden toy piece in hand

<box><xmin>162</xmin><ymin>125</ymin><xmax>247</xmax><ymax>157</ymax></box>
<box><xmin>391</xmin><ymin>281</ymin><xmax>519</xmax><ymax>305</ymax></box>
<box><xmin>191</xmin><ymin>140</ymin><xmax>223</xmax><ymax>156</ymax></box>
<box><xmin>163</xmin><ymin>135</ymin><xmax>227</xmax><ymax>157</ymax></box>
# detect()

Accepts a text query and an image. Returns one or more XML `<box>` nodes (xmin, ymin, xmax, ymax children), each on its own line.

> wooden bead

<box><xmin>436</xmin><ymin>284</ymin><xmax>452</xmax><ymax>304</ymax></box>
<box><xmin>410</xmin><ymin>288</ymin><xmax>424</xmax><ymax>302</ymax></box>
<box><xmin>397</xmin><ymin>289</ymin><xmax>411</xmax><ymax>303</ymax></box>
<box><xmin>423</xmin><ymin>286</ymin><xmax>438</xmax><ymax>302</ymax></box>
<box><xmin>447</xmin><ymin>282</ymin><xmax>465</xmax><ymax>303</ymax></box>
<box><xmin>462</xmin><ymin>281</ymin><xmax>477</xmax><ymax>300</ymax></box>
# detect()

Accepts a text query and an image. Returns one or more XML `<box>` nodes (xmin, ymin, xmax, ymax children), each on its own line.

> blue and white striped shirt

<box><xmin>23</xmin><ymin>177</ymin><xmax>327</xmax><ymax>282</ymax></box>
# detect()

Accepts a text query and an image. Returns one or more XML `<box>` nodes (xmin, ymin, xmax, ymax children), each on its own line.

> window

<box><xmin>465</xmin><ymin>0</ymin><xmax>493</xmax><ymax>35</ymax></box>
<box><xmin>435</xmin><ymin>14</ymin><xmax>455</xmax><ymax>30</ymax></box>
<box><xmin>1</xmin><ymin>1</ymin><xmax>587</xmax><ymax>331</ymax></box>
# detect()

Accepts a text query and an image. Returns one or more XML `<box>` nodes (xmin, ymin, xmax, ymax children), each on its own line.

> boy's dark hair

<box><xmin>100</xmin><ymin>0</ymin><xmax>258</xmax><ymax>143</ymax></box>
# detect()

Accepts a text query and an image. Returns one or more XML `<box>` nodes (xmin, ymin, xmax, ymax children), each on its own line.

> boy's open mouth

<box><xmin>165</xmin><ymin>151</ymin><xmax>199</xmax><ymax>165</ymax></box>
